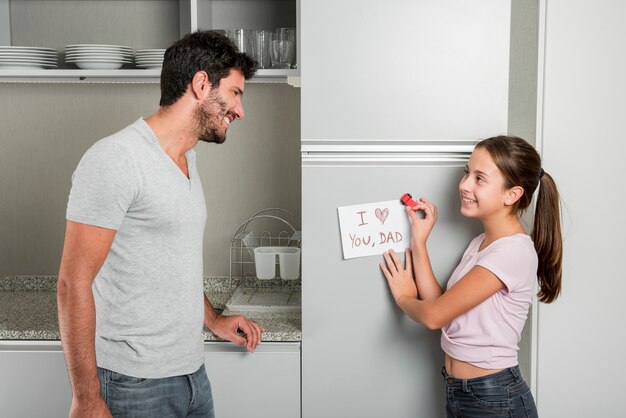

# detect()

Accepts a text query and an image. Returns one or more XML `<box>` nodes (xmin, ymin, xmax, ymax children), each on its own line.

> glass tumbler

<box><xmin>252</xmin><ymin>29</ymin><xmax>272</xmax><ymax>69</ymax></box>
<box><xmin>225</xmin><ymin>28</ymin><xmax>254</xmax><ymax>54</ymax></box>
<box><xmin>270</xmin><ymin>27</ymin><xmax>296</xmax><ymax>69</ymax></box>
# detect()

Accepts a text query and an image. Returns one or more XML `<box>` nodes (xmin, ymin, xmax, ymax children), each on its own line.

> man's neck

<box><xmin>145</xmin><ymin>104</ymin><xmax>198</xmax><ymax>161</ymax></box>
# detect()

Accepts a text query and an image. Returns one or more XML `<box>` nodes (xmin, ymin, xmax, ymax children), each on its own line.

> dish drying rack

<box><xmin>226</xmin><ymin>208</ymin><xmax>301</xmax><ymax>313</ymax></box>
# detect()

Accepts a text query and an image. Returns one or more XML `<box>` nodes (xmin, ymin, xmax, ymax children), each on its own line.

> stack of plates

<box><xmin>0</xmin><ymin>46</ymin><xmax>58</xmax><ymax>69</ymax></box>
<box><xmin>135</xmin><ymin>49</ymin><xmax>166</xmax><ymax>69</ymax></box>
<box><xmin>64</xmin><ymin>44</ymin><xmax>133</xmax><ymax>70</ymax></box>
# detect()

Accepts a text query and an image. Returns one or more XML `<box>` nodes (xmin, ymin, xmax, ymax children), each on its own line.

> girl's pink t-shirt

<box><xmin>440</xmin><ymin>233</ymin><xmax>537</xmax><ymax>369</ymax></box>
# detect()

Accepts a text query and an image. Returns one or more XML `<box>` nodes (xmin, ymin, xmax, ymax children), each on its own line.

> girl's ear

<box><xmin>505</xmin><ymin>186</ymin><xmax>524</xmax><ymax>206</ymax></box>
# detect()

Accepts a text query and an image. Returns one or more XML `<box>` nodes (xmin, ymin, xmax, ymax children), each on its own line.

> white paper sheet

<box><xmin>337</xmin><ymin>199</ymin><xmax>411</xmax><ymax>259</ymax></box>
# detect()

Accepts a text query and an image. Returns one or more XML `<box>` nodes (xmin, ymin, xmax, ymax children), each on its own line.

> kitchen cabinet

<box><xmin>0</xmin><ymin>342</ymin><xmax>71</xmax><ymax>418</ymax></box>
<box><xmin>301</xmin><ymin>0</ymin><xmax>510</xmax><ymax>140</ymax></box>
<box><xmin>0</xmin><ymin>0</ymin><xmax>299</xmax><ymax>84</ymax></box>
<box><xmin>0</xmin><ymin>341</ymin><xmax>301</xmax><ymax>417</ymax></box>
<box><xmin>204</xmin><ymin>342</ymin><xmax>300</xmax><ymax>418</ymax></box>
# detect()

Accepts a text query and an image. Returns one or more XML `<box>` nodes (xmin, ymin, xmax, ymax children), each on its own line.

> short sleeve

<box><xmin>476</xmin><ymin>238</ymin><xmax>536</xmax><ymax>293</ymax></box>
<box><xmin>66</xmin><ymin>140</ymin><xmax>137</xmax><ymax>230</ymax></box>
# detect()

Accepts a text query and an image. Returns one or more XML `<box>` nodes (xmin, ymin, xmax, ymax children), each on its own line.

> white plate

<box><xmin>67</xmin><ymin>60</ymin><xmax>133</xmax><ymax>66</ymax></box>
<box><xmin>0</xmin><ymin>62</ymin><xmax>56</xmax><ymax>69</ymax></box>
<box><xmin>135</xmin><ymin>52</ymin><xmax>165</xmax><ymax>57</ymax></box>
<box><xmin>0</xmin><ymin>51</ymin><xmax>58</xmax><ymax>57</ymax></box>
<box><xmin>65</xmin><ymin>44</ymin><xmax>132</xmax><ymax>50</ymax></box>
<box><xmin>65</xmin><ymin>48</ymin><xmax>133</xmax><ymax>55</ymax></box>
<box><xmin>0</xmin><ymin>57</ymin><xmax>57</xmax><ymax>64</ymax></box>
<box><xmin>65</xmin><ymin>50</ymin><xmax>131</xmax><ymax>55</ymax></box>
<box><xmin>72</xmin><ymin>61</ymin><xmax>124</xmax><ymax>70</ymax></box>
<box><xmin>0</xmin><ymin>46</ymin><xmax>57</xmax><ymax>52</ymax></box>
<box><xmin>65</xmin><ymin>53</ymin><xmax>132</xmax><ymax>60</ymax></box>
<box><xmin>65</xmin><ymin>49</ymin><xmax>133</xmax><ymax>55</ymax></box>
<box><xmin>136</xmin><ymin>49</ymin><xmax>166</xmax><ymax>54</ymax></box>
<box><xmin>0</xmin><ymin>54</ymin><xmax>57</xmax><ymax>60</ymax></box>
<box><xmin>67</xmin><ymin>58</ymin><xmax>131</xmax><ymax>63</ymax></box>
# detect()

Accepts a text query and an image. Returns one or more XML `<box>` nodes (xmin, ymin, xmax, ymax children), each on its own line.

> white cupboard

<box><xmin>204</xmin><ymin>342</ymin><xmax>301</xmax><ymax>418</ymax></box>
<box><xmin>0</xmin><ymin>341</ymin><xmax>301</xmax><ymax>417</ymax></box>
<box><xmin>0</xmin><ymin>342</ymin><xmax>71</xmax><ymax>418</ymax></box>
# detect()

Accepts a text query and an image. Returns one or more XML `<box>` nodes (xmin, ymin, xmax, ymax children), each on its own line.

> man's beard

<box><xmin>194</xmin><ymin>89</ymin><xmax>229</xmax><ymax>144</ymax></box>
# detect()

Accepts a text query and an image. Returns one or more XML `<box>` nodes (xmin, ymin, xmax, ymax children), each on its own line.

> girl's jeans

<box><xmin>442</xmin><ymin>365</ymin><xmax>539</xmax><ymax>418</ymax></box>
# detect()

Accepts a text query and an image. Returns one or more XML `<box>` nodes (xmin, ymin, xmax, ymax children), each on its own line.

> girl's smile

<box><xmin>459</xmin><ymin>148</ymin><xmax>508</xmax><ymax>220</ymax></box>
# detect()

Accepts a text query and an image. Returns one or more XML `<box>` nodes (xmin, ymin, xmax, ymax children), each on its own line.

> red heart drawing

<box><xmin>375</xmin><ymin>208</ymin><xmax>389</xmax><ymax>225</ymax></box>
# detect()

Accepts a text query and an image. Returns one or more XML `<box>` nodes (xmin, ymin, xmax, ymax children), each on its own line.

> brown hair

<box><xmin>476</xmin><ymin>136</ymin><xmax>562</xmax><ymax>303</ymax></box>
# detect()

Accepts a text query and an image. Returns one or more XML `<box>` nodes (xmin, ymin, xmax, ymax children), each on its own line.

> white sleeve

<box><xmin>66</xmin><ymin>140</ymin><xmax>137</xmax><ymax>230</ymax></box>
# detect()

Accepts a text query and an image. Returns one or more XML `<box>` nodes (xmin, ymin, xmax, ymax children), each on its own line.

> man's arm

<box><xmin>57</xmin><ymin>220</ymin><xmax>116</xmax><ymax>418</ymax></box>
<box><xmin>203</xmin><ymin>295</ymin><xmax>265</xmax><ymax>352</ymax></box>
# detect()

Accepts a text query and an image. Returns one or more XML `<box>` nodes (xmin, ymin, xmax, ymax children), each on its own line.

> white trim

<box><xmin>0</xmin><ymin>340</ymin><xmax>63</xmax><ymax>351</ymax></box>
<box><xmin>531</xmin><ymin>0</ymin><xmax>548</xmax><ymax>403</ymax></box>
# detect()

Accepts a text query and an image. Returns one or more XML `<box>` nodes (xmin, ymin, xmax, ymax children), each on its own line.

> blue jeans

<box><xmin>442</xmin><ymin>366</ymin><xmax>539</xmax><ymax>418</ymax></box>
<box><xmin>98</xmin><ymin>364</ymin><xmax>215</xmax><ymax>418</ymax></box>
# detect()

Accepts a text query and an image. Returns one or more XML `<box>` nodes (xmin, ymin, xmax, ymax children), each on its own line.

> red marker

<box><xmin>401</xmin><ymin>193</ymin><xmax>418</xmax><ymax>207</ymax></box>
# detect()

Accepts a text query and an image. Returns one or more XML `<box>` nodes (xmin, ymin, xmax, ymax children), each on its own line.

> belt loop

<box><xmin>509</xmin><ymin>366</ymin><xmax>522</xmax><ymax>383</ymax></box>
<box><xmin>462</xmin><ymin>379</ymin><xmax>469</xmax><ymax>392</ymax></box>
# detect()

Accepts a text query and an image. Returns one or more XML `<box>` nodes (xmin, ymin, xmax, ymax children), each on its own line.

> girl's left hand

<box><xmin>380</xmin><ymin>248</ymin><xmax>417</xmax><ymax>304</ymax></box>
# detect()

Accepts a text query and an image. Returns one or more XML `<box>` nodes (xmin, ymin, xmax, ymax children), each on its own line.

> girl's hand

<box><xmin>406</xmin><ymin>197</ymin><xmax>438</xmax><ymax>246</ymax></box>
<box><xmin>380</xmin><ymin>248</ymin><xmax>417</xmax><ymax>305</ymax></box>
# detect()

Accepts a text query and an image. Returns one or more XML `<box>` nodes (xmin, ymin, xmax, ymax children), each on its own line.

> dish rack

<box><xmin>226</xmin><ymin>208</ymin><xmax>301</xmax><ymax>313</ymax></box>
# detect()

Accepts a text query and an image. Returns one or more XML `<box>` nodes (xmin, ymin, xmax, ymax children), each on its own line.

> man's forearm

<box><xmin>203</xmin><ymin>293</ymin><xmax>221</xmax><ymax>329</ymax></box>
<box><xmin>57</xmin><ymin>276</ymin><xmax>101</xmax><ymax>399</ymax></box>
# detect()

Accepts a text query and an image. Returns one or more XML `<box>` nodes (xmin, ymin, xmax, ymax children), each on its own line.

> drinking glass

<box><xmin>270</xmin><ymin>27</ymin><xmax>296</xmax><ymax>69</ymax></box>
<box><xmin>225</xmin><ymin>29</ymin><xmax>254</xmax><ymax>54</ymax></box>
<box><xmin>252</xmin><ymin>29</ymin><xmax>272</xmax><ymax>69</ymax></box>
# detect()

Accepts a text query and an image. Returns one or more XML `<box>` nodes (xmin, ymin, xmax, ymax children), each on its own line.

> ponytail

<box><xmin>532</xmin><ymin>171</ymin><xmax>562</xmax><ymax>303</ymax></box>
<box><xmin>476</xmin><ymin>135</ymin><xmax>563</xmax><ymax>303</ymax></box>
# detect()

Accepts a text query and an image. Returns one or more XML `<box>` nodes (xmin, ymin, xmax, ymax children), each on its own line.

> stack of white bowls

<box><xmin>135</xmin><ymin>49</ymin><xmax>166</xmax><ymax>69</ymax></box>
<box><xmin>0</xmin><ymin>46</ymin><xmax>58</xmax><ymax>69</ymax></box>
<box><xmin>64</xmin><ymin>44</ymin><xmax>133</xmax><ymax>69</ymax></box>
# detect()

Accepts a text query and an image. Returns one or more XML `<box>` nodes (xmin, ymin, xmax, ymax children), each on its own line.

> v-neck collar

<box><xmin>137</xmin><ymin>118</ymin><xmax>196</xmax><ymax>186</ymax></box>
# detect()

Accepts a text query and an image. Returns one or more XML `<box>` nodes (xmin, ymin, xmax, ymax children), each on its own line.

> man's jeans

<box><xmin>98</xmin><ymin>364</ymin><xmax>215</xmax><ymax>418</ymax></box>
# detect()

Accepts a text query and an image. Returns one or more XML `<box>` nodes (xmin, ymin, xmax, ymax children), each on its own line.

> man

<box><xmin>57</xmin><ymin>31</ymin><xmax>264</xmax><ymax>418</ymax></box>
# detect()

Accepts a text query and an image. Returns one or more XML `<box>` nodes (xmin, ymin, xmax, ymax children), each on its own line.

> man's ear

<box><xmin>190</xmin><ymin>71</ymin><xmax>212</xmax><ymax>100</ymax></box>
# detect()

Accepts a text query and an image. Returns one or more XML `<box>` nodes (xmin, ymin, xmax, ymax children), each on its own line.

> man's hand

<box><xmin>208</xmin><ymin>314</ymin><xmax>265</xmax><ymax>352</ymax></box>
<box><xmin>70</xmin><ymin>394</ymin><xmax>112</xmax><ymax>418</ymax></box>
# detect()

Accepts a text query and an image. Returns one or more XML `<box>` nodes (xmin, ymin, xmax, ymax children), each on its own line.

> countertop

<box><xmin>0</xmin><ymin>276</ymin><xmax>301</xmax><ymax>342</ymax></box>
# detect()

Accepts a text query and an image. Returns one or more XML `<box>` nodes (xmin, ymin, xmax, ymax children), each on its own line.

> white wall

<box><xmin>537</xmin><ymin>1</ymin><xmax>626</xmax><ymax>416</ymax></box>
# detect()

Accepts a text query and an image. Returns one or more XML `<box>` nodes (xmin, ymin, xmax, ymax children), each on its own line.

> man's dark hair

<box><xmin>159</xmin><ymin>31</ymin><xmax>258</xmax><ymax>106</ymax></box>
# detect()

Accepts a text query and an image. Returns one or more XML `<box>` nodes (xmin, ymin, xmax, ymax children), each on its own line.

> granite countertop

<box><xmin>0</xmin><ymin>276</ymin><xmax>301</xmax><ymax>343</ymax></box>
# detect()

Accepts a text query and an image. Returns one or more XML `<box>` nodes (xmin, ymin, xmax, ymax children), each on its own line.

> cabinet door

<box><xmin>0</xmin><ymin>343</ymin><xmax>71</xmax><ymax>418</ymax></box>
<box><xmin>204</xmin><ymin>342</ymin><xmax>300</xmax><ymax>418</ymax></box>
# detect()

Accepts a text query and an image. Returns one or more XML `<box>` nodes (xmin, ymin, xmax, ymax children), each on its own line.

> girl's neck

<box><xmin>480</xmin><ymin>213</ymin><xmax>525</xmax><ymax>250</ymax></box>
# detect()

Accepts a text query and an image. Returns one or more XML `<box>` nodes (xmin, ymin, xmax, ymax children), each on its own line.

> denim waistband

<box><xmin>441</xmin><ymin>365</ymin><xmax>523</xmax><ymax>393</ymax></box>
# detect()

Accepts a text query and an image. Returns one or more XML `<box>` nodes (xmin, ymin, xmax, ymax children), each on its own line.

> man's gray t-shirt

<box><xmin>66</xmin><ymin>118</ymin><xmax>207</xmax><ymax>378</ymax></box>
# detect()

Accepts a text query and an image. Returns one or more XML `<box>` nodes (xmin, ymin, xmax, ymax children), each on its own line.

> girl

<box><xmin>380</xmin><ymin>135</ymin><xmax>562</xmax><ymax>418</ymax></box>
